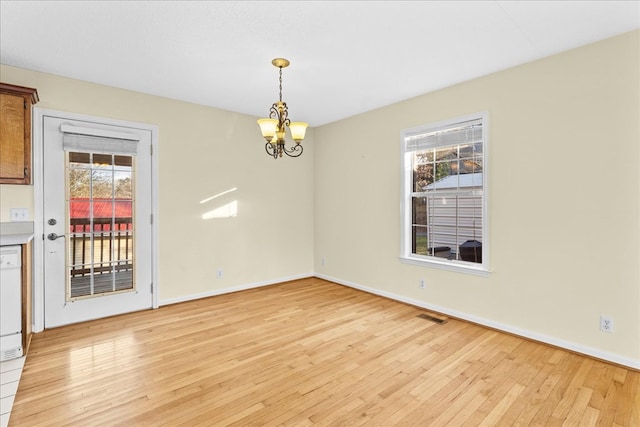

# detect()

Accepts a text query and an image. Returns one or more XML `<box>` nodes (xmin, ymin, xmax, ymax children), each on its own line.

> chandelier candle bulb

<box><xmin>257</xmin><ymin>57</ymin><xmax>307</xmax><ymax>159</ymax></box>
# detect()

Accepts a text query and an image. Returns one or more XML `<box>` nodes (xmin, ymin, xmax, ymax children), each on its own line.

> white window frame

<box><xmin>400</xmin><ymin>112</ymin><xmax>489</xmax><ymax>276</ymax></box>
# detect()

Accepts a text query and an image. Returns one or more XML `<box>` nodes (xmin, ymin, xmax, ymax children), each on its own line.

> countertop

<box><xmin>0</xmin><ymin>233</ymin><xmax>34</xmax><ymax>246</ymax></box>
<box><xmin>0</xmin><ymin>222</ymin><xmax>34</xmax><ymax>246</ymax></box>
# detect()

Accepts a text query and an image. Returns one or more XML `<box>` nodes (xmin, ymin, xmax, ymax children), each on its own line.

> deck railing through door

<box><xmin>69</xmin><ymin>217</ymin><xmax>133</xmax><ymax>277</ymax></box>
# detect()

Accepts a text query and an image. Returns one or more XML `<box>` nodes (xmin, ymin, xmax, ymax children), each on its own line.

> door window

<box><xmin>67</xmin><ymin>152</ymin><xmax>135</xmax><ymax>299</ymax></box>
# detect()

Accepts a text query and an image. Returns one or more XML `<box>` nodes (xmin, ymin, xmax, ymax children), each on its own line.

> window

<box><xmin>67</xmin><ymin>152</ymin><xmax>135</xmax><ymax>299</ymax></box>
<box><xmin>401</xmin><ymin>112</ymin><xmax>488</xmax><ymax>274</ymax></box>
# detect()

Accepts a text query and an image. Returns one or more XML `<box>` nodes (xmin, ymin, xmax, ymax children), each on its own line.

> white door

<box><xmin>42</xmin><ymin>115</ymin><xmax>153</xmax><ymax>328</ymax></box>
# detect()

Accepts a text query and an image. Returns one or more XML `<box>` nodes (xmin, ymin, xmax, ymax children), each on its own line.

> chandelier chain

<box><xmin>278</xmin><ymin>67</ymin><xmax>283</xmax><ymax>102</ymax></box>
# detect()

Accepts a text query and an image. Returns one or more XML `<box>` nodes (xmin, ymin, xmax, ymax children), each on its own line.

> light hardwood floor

<box><xmin>9</xmin><ymin>278</ymin><xmax>640</xmax><ymax>426</ymax></box>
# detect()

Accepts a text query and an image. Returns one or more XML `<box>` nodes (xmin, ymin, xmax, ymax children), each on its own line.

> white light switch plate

<box><xmin>9</xmin><ymin>208</ymin><xmax>29</xmax><ymax>222</ymax></box>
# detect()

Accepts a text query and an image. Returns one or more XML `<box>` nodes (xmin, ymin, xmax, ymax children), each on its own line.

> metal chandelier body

<box><xmin>257</xmin><ymin>58</ymin><xmax>308</xmax><ymax>159</ymax></box>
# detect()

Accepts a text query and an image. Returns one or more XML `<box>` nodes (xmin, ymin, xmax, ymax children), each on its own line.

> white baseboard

<box><xmin>314</xmin><ymin>273</ymin><xmax>640</xmax><ymax>370</ymax></box>
<box><xmin>159</xmin><ymin>273</ymin><xmax>314</xmax><ymax>306</ymax></box>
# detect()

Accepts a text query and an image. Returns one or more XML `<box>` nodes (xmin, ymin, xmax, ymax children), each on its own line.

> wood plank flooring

<box><xmin>9</xmin><ymin>278</ymin><xmax>640</xmax><ymax>426</ymax></box>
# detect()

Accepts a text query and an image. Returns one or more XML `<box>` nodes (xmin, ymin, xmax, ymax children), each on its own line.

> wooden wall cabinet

<box><xmin>0</xmin><ymin>83</ymin><xmax>39</xmax><ymax>184</ymax></box>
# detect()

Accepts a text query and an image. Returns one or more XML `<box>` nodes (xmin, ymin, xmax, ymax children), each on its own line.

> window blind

<box><xmin>60</xmin><ymin>123</ymin><xmax>139</xmax><ymax>156</ymax></box>
<box><xmin>405</xmin><ymin>118</ymin><xmax>482</xmax><ymax>152</ymax></box>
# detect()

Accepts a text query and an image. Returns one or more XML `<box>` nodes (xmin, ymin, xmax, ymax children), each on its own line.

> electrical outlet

<box><xmin>10</xmin><ymin>208</ymin><xmax>29</xmax><ymax>222</ymax></box>
<box><xmin>419</xmin><ymin>279</ymin><xmax>425</xmax><ymax>290</ymax></box>
<box><xmin>600</xmin><ymin>316</ymin><xmax>614</xmax><ymax>333</ymax></box>
<box><xmin>217</xmin><ymin>268</ymin><xmax>223</xmax><ymax>279</ymax></box>
<box><xmin>321</xmin><ymin>257</ymin><xmax>326</xmax><ymax>266</ymax></box>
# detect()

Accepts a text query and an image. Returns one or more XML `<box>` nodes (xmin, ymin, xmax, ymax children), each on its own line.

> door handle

<box><xmin>47</xmin><ymin>233</ymin><xmax>65</xmax><ymax>241</ymax></box>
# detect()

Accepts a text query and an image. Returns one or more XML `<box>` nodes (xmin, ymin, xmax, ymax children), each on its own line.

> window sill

<box><xmin>399</xmin><ymin>255</ymin><xmax>490</xmax><ymax>277</ymax></box>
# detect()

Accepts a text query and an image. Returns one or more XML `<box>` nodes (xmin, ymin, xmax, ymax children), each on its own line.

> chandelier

<box><xmin>257</xmin><ymin>58</ymin><xmax>308</xmax><ymax>159</ymax></box>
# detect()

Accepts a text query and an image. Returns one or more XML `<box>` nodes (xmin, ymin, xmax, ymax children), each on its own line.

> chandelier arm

<box><xmin>283</xmin><ymin>143</ymin><xmax>303</xmax><ymax>158</ymax></box>
<box><xmin>265</xmin><ymin>142</ymin><xmax>279</xmax><ymax>159</ymax></box>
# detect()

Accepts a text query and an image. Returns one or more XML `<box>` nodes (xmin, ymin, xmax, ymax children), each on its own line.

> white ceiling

<box><xmin>1</xmin><ymin>1</ymin><xmax>638</xmax><ymax>126</ymax></box>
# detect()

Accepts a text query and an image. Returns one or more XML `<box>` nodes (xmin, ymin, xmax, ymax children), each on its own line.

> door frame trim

<box><xmin>32</xmin><ymin>108</ymin><xmax>159</xmax><ymax>332</ymax></box>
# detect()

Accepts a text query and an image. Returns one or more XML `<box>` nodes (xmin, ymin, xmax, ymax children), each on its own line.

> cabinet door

<box><xmin>0</xmin><ymin>93</ymin><xmax>28</xmax><ymax>181</ymax></box>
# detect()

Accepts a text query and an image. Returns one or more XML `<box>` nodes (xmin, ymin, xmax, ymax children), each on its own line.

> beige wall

<box><xmin>314</xmin><ymin>31</ymin><xmax>640</xmax><ymax>365</ymax></box>
<box><xmin>0</xmin><ymin>184</ymin><xmax>33</xmax><ymax>221</ymax></box>
<box><xmin>0</xmin><ymin>65</ymin><xmax>315</xmax><ymax>301</ymax></box>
